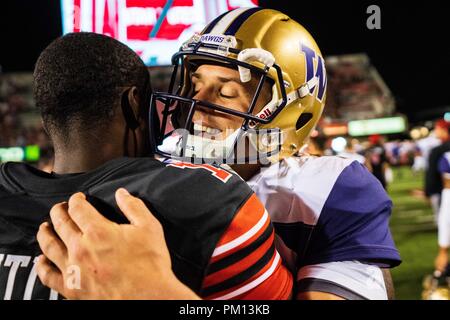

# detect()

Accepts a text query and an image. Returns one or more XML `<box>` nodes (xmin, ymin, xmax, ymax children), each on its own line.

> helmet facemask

<box><xmin>149</xmin><ymin>37</ymin><xmax>289</xmax><ymax>165</ymax></box>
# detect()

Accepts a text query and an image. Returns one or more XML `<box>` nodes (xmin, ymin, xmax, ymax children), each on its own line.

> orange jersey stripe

<box><xmin>204</xmin><ymin>250</ymin><xmax>292</xmax><ymax>300</ymax></box>
<box><xmin>215</xmin><ymin>193</ymin><xmax>265</xmax><ymax>246</ymax></box>
<box><xmin>210</xmin><ymin>194</ymin><xmax>268</xmax><ymax>263</ymax></box>
<box><xmin>203</xmin><ymin>249</ymin><xmax>279</xmax><ymax>300</ymax></box>
<box><xmin>203</xmin><ymin>230</ymin><xmax>275</xmax><ymax>288</ymax></box>
<box><xmin>233</xmin><ymin>260</ymin><xmax>293</xmax><ymax>300</ymax></box>
<box><xmin>201</xmin><ymin>193</ymin><xmax>293</xmax><ymax>300</ymax></box>
<box><xmin>210</xmin><ymin>215</ymin><xmax>271</xmax><ymax>264</ymax></box>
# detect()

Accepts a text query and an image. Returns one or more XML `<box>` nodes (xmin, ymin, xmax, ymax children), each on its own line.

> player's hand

<box><xmin>36</xmin><ymin>188</ymin><xmax>200</xmax><ymax>300</ymax></box>
<box><xmin>435</xmin><ymin>248</ymin><xmax>449</xmax><ymax>273</ymax></box>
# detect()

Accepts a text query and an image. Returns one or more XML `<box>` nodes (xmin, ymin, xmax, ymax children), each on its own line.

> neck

<box><xmin>52</xmin><ymin>140</ymin><xmax>124</xmax><ymax>174</ymax></box>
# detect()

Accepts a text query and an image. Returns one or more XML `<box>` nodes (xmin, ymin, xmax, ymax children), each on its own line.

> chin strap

<box><xmin>158</xmin><ymin>129</ymin><xmax>241</xmax><ymax>160</ymax></box>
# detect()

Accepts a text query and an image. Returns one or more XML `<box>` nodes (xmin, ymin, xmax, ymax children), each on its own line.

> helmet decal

<box><xmin>223</xmin><ymin>7</ymin><xmax>263</xmax><ymax>35</ymax></box>
<box><xmin>203</xmin><ymin>7</ymin><xmax>263</xmax><ymax>35</ymax></box>
<box><xmin>301</xmin><ymin>44</ymin><xmax>327</xmax><ymax>102</ymax></box>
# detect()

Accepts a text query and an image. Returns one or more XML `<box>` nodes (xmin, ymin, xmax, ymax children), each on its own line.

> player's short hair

<box><xmin>33</xmin><ymin>32</ymin><xmax>150</xmax><ymax>140</ymax></box>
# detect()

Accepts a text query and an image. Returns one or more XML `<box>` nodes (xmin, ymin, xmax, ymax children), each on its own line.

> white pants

<box><xmin>438</xmin><ymin>189</ymin><xmax>450</xmax><ymax>248</ymax></box>
<box><xmin>431</xmin><ymin>194</ymin><xmax>441</xmax><ymax>225</ymax></box>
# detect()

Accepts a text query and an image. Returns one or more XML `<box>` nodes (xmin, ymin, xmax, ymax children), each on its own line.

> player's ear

<box><xmin>127</xmin><ymin>87</ymin><xmax>140</xmax><ymax>121</ymax></box>
<box><xmin>120</xmin><ymin>88</ymin><xmax>139</xmax><ymax>130</ymax></box>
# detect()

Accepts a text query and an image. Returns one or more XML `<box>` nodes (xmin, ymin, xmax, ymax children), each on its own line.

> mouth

<box><xmin>193</xmin><ymin>123</ymin><xmax>223</xmax><ymax>139</ymax></box>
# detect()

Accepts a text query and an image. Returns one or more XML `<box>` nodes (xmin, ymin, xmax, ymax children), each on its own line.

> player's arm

<box><xmin>201</xmin><ymin>193</ymin><xmax>293</xmax><ymax>300</ymax></box>
<box><xmin>296</xmin><ymin>161</ymin><xmax>401</xmax><ymax>300</ymax></box>
<box><xmin>297</xmin><ymin>268</ymin><xmax>395</xmax><ymax>300</ymax></box>
<box><xmin>296</xmin><ymin>261</ymin><xmax>391</xmax><ymax>300</ymax></box>
<box><xmin>297</xmin><ymin>267</ymin><xmax>395</xmax><ymax>300</ymax></box>
<box><xmin>382</xmin><ymin>268</ymin><xmax>395</xmax><ymax>300</ymax></box>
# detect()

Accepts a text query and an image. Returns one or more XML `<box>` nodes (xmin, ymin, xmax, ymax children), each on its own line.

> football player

<box><xmin>432</xmin><ymin>151</ymin><xmax>450</xmax><ymax>277</ymax></box>
<box><xmin>151</xmin><ymin>7</ymin><xmax>401</xmax><ymax>299</ymax></box>
<box><xmin>0</xmin><ymin>32</ymin><xmax>292</xmax><ymax>299</ymax></box>
<box><xmin>423</xmin><ymin>150</ymin><xmax>450</xmax><ymax>300</ymax></box>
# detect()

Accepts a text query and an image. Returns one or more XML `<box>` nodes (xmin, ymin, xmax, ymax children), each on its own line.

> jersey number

<box><xmin>167</xmin><ymin>162</ymin><xmax>232</xmax><ymax>183</ymax></box>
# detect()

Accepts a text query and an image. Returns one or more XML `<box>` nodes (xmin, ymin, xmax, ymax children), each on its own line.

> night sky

<box><xmin>1</xmin><ymin>0</ymin><xmax>449</xmax><ymax>119</ymax></box>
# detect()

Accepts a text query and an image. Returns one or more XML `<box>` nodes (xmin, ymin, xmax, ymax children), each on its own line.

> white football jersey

<box><xmin>246</xmin><ymin>155</ymin><xmax>400</xmax><ymax>299</ymax></box>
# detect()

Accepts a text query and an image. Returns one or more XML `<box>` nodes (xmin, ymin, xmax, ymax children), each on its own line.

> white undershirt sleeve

<box><xmin>297</xmin><ymin>261</ymin><xmax>388</xmax><ymax>300</ymax></box>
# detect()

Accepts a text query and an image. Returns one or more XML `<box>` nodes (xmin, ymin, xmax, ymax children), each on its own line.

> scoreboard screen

<box><xmin>61</xmin><ymin>0</ymin><xmax>259</xmax><ymax>65</ymax></box>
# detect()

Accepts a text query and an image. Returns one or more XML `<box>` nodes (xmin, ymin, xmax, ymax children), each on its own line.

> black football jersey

<box><xmin>0</xmin><ymin>157</ymin><xmax>253</xmax><ymax>299</ymax></box>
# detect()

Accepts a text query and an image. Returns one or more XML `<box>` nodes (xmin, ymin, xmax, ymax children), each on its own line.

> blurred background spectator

<box><xmin>0</xmin><ymin>72</ymin><xmax>54</xmax><ymax>170</ymax></box>
<box><xmin>364</xmin><ymin>134</ymin><xmax>390</xmax><ymax>189</ymax></box>
<box><xmin>425</xmin><ymin>120</ymin><xmax>450</xmax><ymax>223</ymax></box>
<box><xmin>338</xmin><ymin>138</ymin><xmax>366</xmax><ymax>164</ymax></box>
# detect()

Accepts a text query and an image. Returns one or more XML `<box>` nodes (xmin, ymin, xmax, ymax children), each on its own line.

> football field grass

<box><xmin>388</xmin><ymin>166</ymin><xmax>438</xmax><ymax>300</ymax></box>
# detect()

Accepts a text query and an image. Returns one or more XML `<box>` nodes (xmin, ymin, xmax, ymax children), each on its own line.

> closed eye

<box><xmin>219</xmin><ymin>92</ymin><xmax>236</xmax><ymax>99</ymax></box>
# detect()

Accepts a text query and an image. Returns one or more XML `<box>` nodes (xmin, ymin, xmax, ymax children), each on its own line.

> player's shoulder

<box><xmin>0</xmin><ymin>184</ymin><xmax>9</xmax><ymax>198</ymax></box>
<box><xmin>0</xmin><ymin>161</ymin><xmax>30</xmax><ymax>195</ymax></box>
<box><xmin>154</xmin><ymin>158</ymin><xmax>250</xmax><ymax>192</ymax></box>
<box><xmin>313</xmin><ymin>155</ymin><xmax>392</xmax><ymax>222</ymax></box>
<box><xmin>312</xmin><ymin>155</ymin><xmax>389</xmax><ymax>200</ymax></box>
<box><xmin>295</xmin><ymin>155</ymin><xmax>356</xmax><ymax>175</ymax></box>
<box><xmin>252</xmin><ymin>155</ymin><xmax>356</xmax><ymax>190</ymax></box>
<box><xmin>291</xmin><ymin>155</ymin><xmax>382</xmax><ymax>203</ymax></box>
<box><xmin>104</xmin><ymin>157</ymin><xmax>248</xmax><ymax>190</ymax></box>
<box><xmin>247</xmin><ymin>155</ymin><xmax>366</xmax><ymax>224</ymax></box>
<box><xmin>0</xmin><ymin>166</ymin><xmax>10</xmax><ymax>196</ymax></box>
<box><xmin>119</xmin><ymin>157</ymin><xmax>254</xmax><ymax>211</ymax></box>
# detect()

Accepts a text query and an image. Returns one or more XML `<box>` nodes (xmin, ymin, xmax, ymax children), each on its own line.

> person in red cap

<box><xmin>425</xmin><ymin>119</ymin><xmax>450</xmax><ymax>222</ymax></box>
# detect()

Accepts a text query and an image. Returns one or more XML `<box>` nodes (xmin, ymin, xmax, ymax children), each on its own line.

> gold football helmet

<box><xmin>150</xmin><ymin>7</ymin><xmax>327</xmax><ymax>164</ymax></box>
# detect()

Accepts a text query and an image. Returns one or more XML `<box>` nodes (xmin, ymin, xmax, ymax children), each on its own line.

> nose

<box><xmin>192</xmin><ymin>85</ymin><xmax>214</xmax><ymax>103</ymax></box>
<box><xmin>192</xmin><ymin>87</ymin><xmax>216</xmax><ymax>117</ymax></box>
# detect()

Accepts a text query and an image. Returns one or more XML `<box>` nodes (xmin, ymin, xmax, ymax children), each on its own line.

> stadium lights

<box><xmin>410</xmin><ymin>126</ymin><xmax>431</xmax><ymax>140</ymax></box>
<box><xmin>420</xmin><ymin>127</ymin><xmax>429</xmax><ymax>137</ymax></box>
<box><xmin>410</xmin><ymin>128</ymin><xmax>421</xmax><ymax>140</ymax></box>
<box><xmin>331</xmin><ymin>137</ymin><xmax>347</xmax><ymax>153</ymax></box>
<box><xmin>444</xmin><ymin>112</ymin><xmax>450</xmax><ymax>122</ymax></box>
<box><xmin>0</xmin><ymin>145</ymin><xmax>40</xmax><ymax>163</ymax></box>
<box><xmin>322</xmin><ymin>123</ymin><xmax>348</xmax><ymax>136</ymax></box>
<box><xmin>348</xmin><ymin>116</ymin><xmax>407</xmax><ymax>137</ymax></box>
